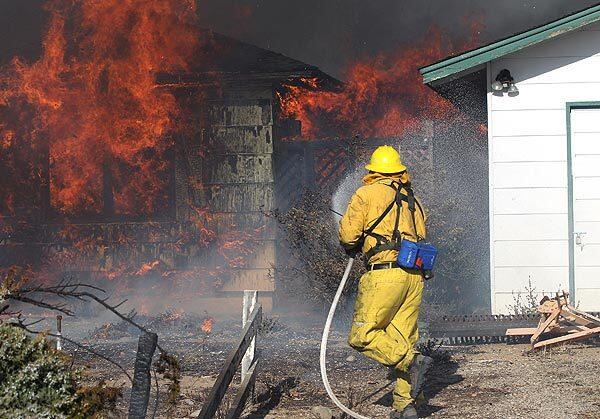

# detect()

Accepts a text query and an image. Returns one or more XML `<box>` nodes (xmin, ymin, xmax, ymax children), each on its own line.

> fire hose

<box><xmin>320</xmin><ymin>257</ymin><xmax>371</xmax><ymax>419</ymax></box>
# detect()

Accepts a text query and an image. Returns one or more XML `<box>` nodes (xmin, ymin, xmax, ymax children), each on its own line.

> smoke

<box><xmin>196</xmin><ymin>0</ymin><xmax>599</xmax><ymax>79</ymax></box>
<box><xmin>0</xmin><ymin>1</ymin><xmax>46</xmax><ymax>65</ymax></box>
<box><xmin>2</xmin><ymin>1</ymin><xmax>598</xmax><ymax>80</ymax></box>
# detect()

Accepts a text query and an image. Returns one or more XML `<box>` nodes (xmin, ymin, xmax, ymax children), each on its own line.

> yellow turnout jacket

<box><xmin>339</xmin><ymin>172</ymin><xmax>427</xmax><ymax>264</ymax></box>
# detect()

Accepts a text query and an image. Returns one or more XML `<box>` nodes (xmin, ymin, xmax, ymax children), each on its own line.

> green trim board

<box><xmin>565</xmin><ymin>101</ymin><xmax>600</xmax><ymax>305</ymax></box>
<box><xmin>420</xmin><ymin>3</ymin><xmax>600</xmax><ymax>85</ymax></box>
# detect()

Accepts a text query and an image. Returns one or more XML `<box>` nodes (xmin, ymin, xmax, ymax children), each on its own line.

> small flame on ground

<box><xmin>201</xmin><ymin>317</ymin><xmax>214</xmax><ymax>334</ymax></box>
<box><xmin>135</xmin><ymin>261</ymin><xmax>161</xmax><ymax>277</ymax></box>
<box><xmin>164</xmin><ymin>309</ymin><xmax>185</xmax><ymax>322</ymax></box>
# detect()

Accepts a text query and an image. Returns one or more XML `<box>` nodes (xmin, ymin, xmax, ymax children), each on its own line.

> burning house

<box><xmin>421</xmin><ymin>4</ymin><xmax>600</xmax><ymax>313</ymax></box>
<box><xmin>153</xmin><ymin>31</ymin><xmax>340</xmax><ymax>312</ymax></box>
<box><xmin>1</xmin><ymin>0</ymin><xmax>499</xmax><ymax>318</ymax></box>
<box><xmin>0</xmin><ymin>1</ymin><xmax>339</xmax><ymax>314</ymax></box>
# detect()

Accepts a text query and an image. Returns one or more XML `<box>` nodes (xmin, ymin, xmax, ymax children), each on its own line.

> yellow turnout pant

<box><xmin>348</xmin><ymin>267</ymin><xmax>424</xmax><ymax>411</ymax></box>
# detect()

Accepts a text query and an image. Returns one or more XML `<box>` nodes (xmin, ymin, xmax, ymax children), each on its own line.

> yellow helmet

<box><xmin>365</xmin><ymin>145</ymin><xmax>406</xmax><ymax>174</ymax></box>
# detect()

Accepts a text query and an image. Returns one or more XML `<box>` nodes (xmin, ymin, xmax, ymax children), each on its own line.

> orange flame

<box><xmin>277</xmin><ymin>25</ymin><xmax>482</xmax><ymax>140</ymax></box>
<box><xmin>201</xmin><ymin>317</ymin><xmax>214</xmax><ymax>334</ymax></box>
<box><xmin>135</xmin><ymin>260</ymin><xmax>161</xmax><ymax>277</ymax></box>
<box><xmin>0</xmin><ymin>0</ymin><xmax>200</xmax><ymax>215</ymax></box>
<box><xmin>164</xmin><ymin>309</ymin><xmax>184</xmax><ymax>322</ymax></box>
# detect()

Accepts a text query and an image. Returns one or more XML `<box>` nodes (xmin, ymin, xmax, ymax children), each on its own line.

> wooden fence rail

<box><xmin>197</xmin><ymin>292</ymin><xmax>262</xmax><ymax>419</ymax></box>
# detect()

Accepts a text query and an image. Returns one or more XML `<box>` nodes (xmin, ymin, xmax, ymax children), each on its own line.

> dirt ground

<box><xmin>65</xmin><ymin>312</ymin><xmax>600</xmax><ymax>419</ymax></box>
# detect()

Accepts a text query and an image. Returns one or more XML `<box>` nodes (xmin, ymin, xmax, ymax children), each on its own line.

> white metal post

<box><xmin>56</xmin><ymin>315</ymin><xmax>62</xmax><ymax>351</ymax></box>
<box><xmin>241</xmin><ymin>290</ymin><xmax>257</xmax><ymax>383</ymax></box>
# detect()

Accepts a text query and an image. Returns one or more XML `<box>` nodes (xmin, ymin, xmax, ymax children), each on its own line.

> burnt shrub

<box><xmin>271</xmin><ymin>187</ymin><xmax>473</xmax><ymax>319</ymax></box>
<box><xmin>271</xmin><ymin>188</ymin><xmax>366</xmax><ymax>311</ymax></box>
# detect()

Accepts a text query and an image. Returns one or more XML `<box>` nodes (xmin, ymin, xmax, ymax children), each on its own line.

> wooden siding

<box><xmin>488</xmin><ymin>22</ymin><xmax>600</xmax><ymax>313</ymax></box>
<box><xmin>172</xmin><ymin>96</ymin><xmax>276</xmax><ymax>302</ymax></box>
<box><xmin>207</xmin><ymin>126</ymin><xmax>273</xmax><ymax>154</ymax></box>
<box><xmin>205</xmin><ymin>100</ymin><xmax>275</xmax><ymax>295</ymax></box>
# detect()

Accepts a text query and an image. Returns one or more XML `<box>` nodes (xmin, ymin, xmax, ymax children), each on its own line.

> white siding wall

<box><xmin>488</xmin><ymin>22</ymin><xmax>600</xmax><ymax>313</ymax></box>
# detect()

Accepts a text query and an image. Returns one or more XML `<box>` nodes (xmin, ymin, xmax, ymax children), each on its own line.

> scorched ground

<box><xmin>56</xmin><ymin>312</ymin><xmax>600</xmax><ymax>418</ymax></box>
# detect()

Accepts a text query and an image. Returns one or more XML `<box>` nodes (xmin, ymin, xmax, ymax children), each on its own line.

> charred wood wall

<box><xmin>177</xmin><ymin>98</ymin><xmax>276</xmax><ymax>292</ymax></box>
<box><xmin>0</xmin><ymin>81</ymin><xmax>279</xmax><ymax>313</ymax></box>
<box><xmin>172</xmin><ymin>82</ymin><xmax>278</xmax><ymax>310</ymax></box>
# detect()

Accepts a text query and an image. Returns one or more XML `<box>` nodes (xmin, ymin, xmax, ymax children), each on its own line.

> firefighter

<box><xmin>339</xmin><ymin>145</ymin><xmax>432</xmax><ymax>419</ymax></box>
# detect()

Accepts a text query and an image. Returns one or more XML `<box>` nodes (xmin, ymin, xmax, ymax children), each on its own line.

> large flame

<box><xmin>0</xmin><ymin>0</ymin><xmax>199</xmax><ymax>216</ymax></box>
<box><xmin>277</xmin><ymin>26</ymin><xmax>481</xmax><ymax>139</ymax></box>
<box><xmin>0</xmin><ymin>1</ymin><xmax>256</xmax><ymax>298</ymax></box>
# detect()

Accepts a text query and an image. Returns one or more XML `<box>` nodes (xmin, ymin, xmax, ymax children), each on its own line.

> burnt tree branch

<box><xmin>6</xmin><ymin>280</ymin><xmax>165</xmax><ymax>353</ymax></box>
<box><xmin>11</xmin><ymin>318</ymin><xmax>133</xmax><ymax>383</ymax></box>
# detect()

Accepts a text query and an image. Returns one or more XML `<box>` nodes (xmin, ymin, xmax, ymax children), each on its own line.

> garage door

<box><xmin>570</xmin><ymin>105</ymin><xmax>600</xmax><ymax>310</ymax></box>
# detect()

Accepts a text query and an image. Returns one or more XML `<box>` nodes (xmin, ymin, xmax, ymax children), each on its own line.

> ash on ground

<box><xmin>57</xmin><ymin>311</ymin><xmax>600</xmax><ymax>419</ymax></box>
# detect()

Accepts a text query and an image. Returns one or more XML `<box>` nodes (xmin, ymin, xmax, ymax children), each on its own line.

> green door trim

<box><xmin>566</xmin><ymin>101</ymin><xmax>600</xmax><ymax>305</ymax></box>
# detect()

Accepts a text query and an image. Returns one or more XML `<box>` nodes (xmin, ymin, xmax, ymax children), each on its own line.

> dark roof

<box><xmin>420</xmin><ymin>3</ymin><xmax>600</xmax><ymax>85</ymax></box>
<box><xmin>158</xmin><ymin>30</ymin><xmax>341</xmax><ymax>89</ymax></box>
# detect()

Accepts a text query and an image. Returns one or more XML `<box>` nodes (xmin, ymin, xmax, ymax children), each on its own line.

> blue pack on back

<box><xmin>397</xmin><ymin>240</ymin><xmax>438</xmax><ymax>270</ymax></box>
<box><xmin>397</xmin><ymin>240</ymin><xmax>419</xmax><ymax>268</ymax></box>
<box><xmin>416</xmin><ymin>242</ymin><xmax>437</xmax><ymax>270</ymax></box>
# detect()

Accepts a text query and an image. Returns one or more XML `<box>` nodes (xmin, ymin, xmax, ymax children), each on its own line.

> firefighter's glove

<box><xmin>344</xmin><ymin>246</ymin><xmax>360</xmax><ymax>258</ymax></box>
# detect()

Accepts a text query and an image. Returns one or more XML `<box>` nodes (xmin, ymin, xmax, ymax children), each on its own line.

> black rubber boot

<box><xmin>409</xmin><ymin>354</ymin><xmax>433</xmax><ymax>399</ymax></box>
<box><xmin>389</xmin><ymin>404</ymin><xmax>418</xmax><ymax>419</ymax></box>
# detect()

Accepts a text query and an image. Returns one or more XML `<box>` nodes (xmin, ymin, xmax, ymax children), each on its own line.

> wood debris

<box><xmin>506</xmin><ymin>291</ymin><xmax>600</xmax><ymax>350</ymax></box>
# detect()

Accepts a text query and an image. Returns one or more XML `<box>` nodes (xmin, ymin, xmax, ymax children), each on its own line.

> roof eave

<box><xmin>420</xmin><ymin>4</ymin><xmax>600</xmax><ymax>85</ymax></box>
<box><xmin>156</xmin><ymin>67</ymin><xmax>342</xmax><ymax>91</ymax></box>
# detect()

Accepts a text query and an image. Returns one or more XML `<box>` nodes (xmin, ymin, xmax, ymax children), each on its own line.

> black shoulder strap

<box><xmin>363</xmin><ymin>197</ymin><xmax>396</xmax><ymax>238</ymax></box>
<box><xmin>363</xmin><ymin>182</ymin><xmax>426</xmax><ymax>261</ymax></box>
<box><xmin>391</xmin><ymin>184</ymin><xmax>403</xmax><ymax>242</ymax></box>
<box><xmin>405</xmin><ymin>187</ymin><xmax>417</xmax><ymax>236</ymax></box>
<box><xmin>405</xmin><ymin>186</ymin><xmax>426</xmax><ymax>241</ymax></box>
<box><xmin>363</xmin><ymin>181</ymin><xmax>403</xmax><ymax>260</ymax></box>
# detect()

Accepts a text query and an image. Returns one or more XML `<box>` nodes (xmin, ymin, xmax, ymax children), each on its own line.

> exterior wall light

<box><xmin>492</xmin><ymin>69</ymin><xmax>518</xmax><ymax>94</ymax></box>
<box><xmin>491</xmin><ymin>79</ymin><xmax>504</xmax><ymax>91</ymax></box>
